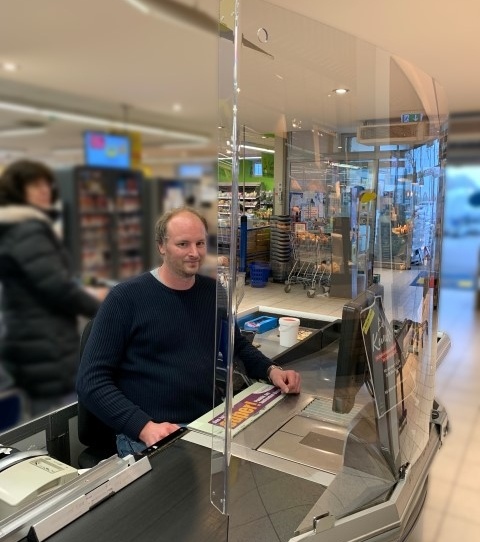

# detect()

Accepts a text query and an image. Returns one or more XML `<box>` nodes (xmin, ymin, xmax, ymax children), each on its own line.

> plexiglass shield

<box><xmin>212</xmin><ymin>0</ymin><xmax>447</xmax><ymax>539</ymax></box>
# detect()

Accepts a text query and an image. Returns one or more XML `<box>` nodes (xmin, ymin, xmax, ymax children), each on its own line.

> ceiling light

<box><xmin>239</xmin><ymin>144</ymin><xmax>274</xmax><ymax>154</ymax></box>
<box><xmin>333</xmin><ymin>88</ymin><xmax>349</xmax><ymax>95</ymax></box>
<box><xmin>159</xmin><ymin>141</ymin><xmax>209</xmax><ymax>150</ymax></box>
<box><xmin>122</xmin><ymin>0</ymin><xmax>150</xmax><ymax>14</ymax></box>
<box><xmin>172</xmin><ymin>103</ymin><xmax>182</xmax><ymax>112</ymax></box>
<box><xmin>1</xmin><ymin>61</ymin><xmax>19</xmax><ymax>72</ymax></box>
<box><xmin>0</xmin><ymin>100</ymin><xmax>209</xmax><ymax>143</ymax></box>
<box><xmin>219</xmin><ymin>156</ymin><xmax>262</xmax><ymax>162</ymax></box>
<box><xmin>0</xmin><ymin>126</ymin><xmax>46</xmax><ymax>137</ymax></box>
<box><xmin>328</xmin><ymin>162</ymin><xmax>360</xmax><ymax>170</ymax></box>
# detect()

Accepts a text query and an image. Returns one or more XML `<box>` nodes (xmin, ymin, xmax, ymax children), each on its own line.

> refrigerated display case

<box><xmin>57</xmin><ymin>166</ymin><xmax>146</xmax><ymax>283</ymax></box>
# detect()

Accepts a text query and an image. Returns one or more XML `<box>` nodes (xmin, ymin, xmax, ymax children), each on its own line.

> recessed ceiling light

<box><xmin>172</xmin><ymin>103</ymin><xmax>182</xmax><ymax>112</ymax></box>
<box><xmin>333</xmin><ymin>88</ymin><xmax>349</xmax><ymax>95</ymax></box>
<box><xmin>2</xmin><ymin>61</ymin><xmax>19</xmax><ymax>72</ymax></box>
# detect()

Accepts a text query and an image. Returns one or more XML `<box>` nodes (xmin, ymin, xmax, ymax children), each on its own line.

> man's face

<box><xmin>158</xmin><ymin>212</ymin><xmax>207</xmax><ymax>278</ymax></box>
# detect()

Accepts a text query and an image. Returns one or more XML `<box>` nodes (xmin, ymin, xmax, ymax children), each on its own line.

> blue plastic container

<box><xmin>250</xmin><ymin>262</ymin><xmax>270</xmax><ymax>288</ymax></box>
<box><xmin>244</xmin><ymin>315</ymin><xmax>278</xmax><ymax>333</ymax></box>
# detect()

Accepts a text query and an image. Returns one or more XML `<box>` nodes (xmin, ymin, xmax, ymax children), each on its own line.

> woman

<box><xmin>0</xmin><ymin>160</ymin><xmax>104</xmax><ymax>417</ymax></box>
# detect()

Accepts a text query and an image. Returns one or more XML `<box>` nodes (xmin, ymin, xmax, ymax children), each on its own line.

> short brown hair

<box><xmin>0</xmin><ymin>159</ymin><xmax>58</xmax><ymax>206</ymax></box>
<box><xmin>154</xmin><ymin>207</ymin><xmax>208</xmax><ymax>244</ymax></box>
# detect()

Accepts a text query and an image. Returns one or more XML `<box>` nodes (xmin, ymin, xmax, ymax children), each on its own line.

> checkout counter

<box><xmin>0</xmin><ymin>291</ymin><xmax>450</xmax><ymax>542</ymax></box>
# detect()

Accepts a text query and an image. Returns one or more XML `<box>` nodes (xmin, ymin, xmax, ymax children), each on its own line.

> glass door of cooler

<box><xmin>60</xmin><ymin>166</ymin><xmax>146</xmax><ymax>284</ymax></box>
<box><xmin>76</xmin><ymin>168</ymin><xmax>114</xmax><ymax>281</ymax></box>
<box><xmin>114</xmin><ymin>172</ymin><xmax>144</xmax><ymax>280</ymax></box>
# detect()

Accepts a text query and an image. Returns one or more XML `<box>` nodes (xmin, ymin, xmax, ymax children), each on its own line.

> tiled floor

<box><xmin>238</xmin><ymin>278</ymin><xmax>480</xmax><ymax>541</ymax></box>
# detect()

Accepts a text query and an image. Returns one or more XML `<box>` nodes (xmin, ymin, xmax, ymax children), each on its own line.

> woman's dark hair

<box><xmin>0</xmin><ymin>159</ymin><xmax>58</xmax><ymax>206</ymax></box>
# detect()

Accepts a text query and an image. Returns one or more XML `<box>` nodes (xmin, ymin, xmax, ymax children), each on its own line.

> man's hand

<box><xmin>139</xmin><ymin>421</ymin><xmax>181</xmax><ymax>447</ymax></box>
<box><xmin>269</xmin><ymin>368</ymin><xmax>301</xmax><ymax>394</ymax></box>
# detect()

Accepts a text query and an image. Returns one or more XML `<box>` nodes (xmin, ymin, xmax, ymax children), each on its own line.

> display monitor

<box><xmin>253</xmin><ymin>162</ymin><xmax>263</xmax><ymax>176</ymax></box>
<box><xmin>332</xmin><ymin>283</ymin><xmax>384</xmax><ymax>414</ymax></box>
<box><xmin>84</xmin><ymin>131</ymin><xmax>131</xmax><ymax>169</ymax></box>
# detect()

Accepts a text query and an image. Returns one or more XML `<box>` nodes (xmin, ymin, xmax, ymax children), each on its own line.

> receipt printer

<box><xmin>244</xmin><ymin>316</ymin><xmax>278</xmax><ymax>334</ymax></box>
<box><xmin>0</xmin><ymin>449</ymin><xmax>78</xmax><ymax>507</ymax></box>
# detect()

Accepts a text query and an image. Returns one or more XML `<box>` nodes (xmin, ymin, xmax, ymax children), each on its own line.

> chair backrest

<box><xmin>0</xmin><ymin>388</ymin><xmax>23</xmax><ymax>433</ymax></box>
<box><xmin>77</xmin><ymin>320</ymin><xmax>116</xmax><ymax>452</ymax></box>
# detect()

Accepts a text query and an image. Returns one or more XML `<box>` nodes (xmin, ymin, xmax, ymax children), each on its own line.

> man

<box><xmin>76</xmin><ymin>208</ymin><xmax>300</xmax><ymax>456</ymax></box>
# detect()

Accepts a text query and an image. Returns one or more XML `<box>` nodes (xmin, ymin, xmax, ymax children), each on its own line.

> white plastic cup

<box><xmin>278</xmin><ymin>317</ymin><xmax>300</xmax><ymax>348</ymax></box>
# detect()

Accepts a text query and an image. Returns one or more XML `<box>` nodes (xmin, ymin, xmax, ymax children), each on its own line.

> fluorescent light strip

<box><xmin>0</xmin><ymin>127</ymin><xmax>46</xmax><ymax>137</ymax></box>
<box><xmin>328</xmin><ymin>161</ymin><xmax>360</xmax><ymax>170</ymax></box>
<box><xmin>239</xmin><ymin>144</ymin><xmax>274</xmax><ymax>154</ymax></box>
<box><xmin>159</xmin><ymin>141</ymin><xmax>210</xmax><ymax>150</ymax></box>
<box><xmin>0</xmin><ymin>101</ymin><xmax>209</xmax><ymax>144</ymax></box>
<box><xmin>218</xmin><ymin>156</ymin><xmax>262</xmax><ymax>161</ymax></box>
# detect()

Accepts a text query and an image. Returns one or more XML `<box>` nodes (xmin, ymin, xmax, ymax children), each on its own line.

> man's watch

<box><xmin>266</xmin><ymin>364</ymin><xmax>283</xmax><ymax>383</ymax></box>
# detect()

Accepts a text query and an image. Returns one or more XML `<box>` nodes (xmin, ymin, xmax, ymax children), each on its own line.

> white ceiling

<box><xmin>0</xmin><ymin>0</ymin><xmax>478</xmax><ymax>170</ymax></box>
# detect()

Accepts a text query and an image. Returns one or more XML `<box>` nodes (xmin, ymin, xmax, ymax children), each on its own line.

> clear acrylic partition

<box><xmin>209</xmin><ymin>0</ymin><xmax>237</xmax><ymax>514</ymax></box>
<box><xmin>214</xmin><ymin>0</ymin><xmax>447</xmax><ymax>526</ymax></box>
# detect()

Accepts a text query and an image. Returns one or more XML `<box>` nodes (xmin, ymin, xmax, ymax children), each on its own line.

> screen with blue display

<box><xmin>84</xmin><ymin>132</ymin><xmax>131</xmax><ymax>169</ymax></box>
<box><xmin>253</xmin><ymin>162</ymin><xmax>263</xmax><ymax>176</ymax></box>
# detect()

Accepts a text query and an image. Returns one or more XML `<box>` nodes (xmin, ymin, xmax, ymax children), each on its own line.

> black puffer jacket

<box><xmin>0</xmin><ymin>205</ymin><xmax>101</xmax><ymax>398</ymax></box>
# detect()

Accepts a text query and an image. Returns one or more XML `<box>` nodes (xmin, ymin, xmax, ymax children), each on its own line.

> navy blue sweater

<box><xmin>76</xmin><ymin>272</ymin><xmax>272</xmax><ymax>440</ymax></box>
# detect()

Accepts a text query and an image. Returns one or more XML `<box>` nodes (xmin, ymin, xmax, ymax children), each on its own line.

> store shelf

<box><xmin>218</xmin><ymin>182</ymin><xmax>261</xmax><ymax>217</ymax></box>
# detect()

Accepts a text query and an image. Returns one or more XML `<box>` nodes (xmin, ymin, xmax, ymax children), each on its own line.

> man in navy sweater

<box><xmin>76</xmin><ymin>208</ymin><xmax>301</xmax><ymax>456</ymax></box>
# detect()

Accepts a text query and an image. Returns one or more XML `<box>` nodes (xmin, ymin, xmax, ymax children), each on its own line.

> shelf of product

<box><xmin>218</xmin><ymin>182</ymin><xmax>262</xmax><ymax>217</ymax></box>
<box><xmin>58</xmin><ymin>166</ymin><xmax>145</xmax><ymax>283</ymax></box>
<box><xmin>217</xmin><ymin>222</ymin><xmax>270</xmax><ymax>267</ymax></box>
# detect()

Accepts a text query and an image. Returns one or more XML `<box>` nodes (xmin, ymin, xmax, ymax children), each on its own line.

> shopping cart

<box><xmin>284</xmin><ymin>231</ymin><xmax>332</xmax><ymax>297</ymax></box>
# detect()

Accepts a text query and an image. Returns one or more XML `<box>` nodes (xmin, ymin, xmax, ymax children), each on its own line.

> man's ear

<box><xmin>157</xmin><ymin>243</ymin><xmax>165</xmax><ymax>255</ymax></box>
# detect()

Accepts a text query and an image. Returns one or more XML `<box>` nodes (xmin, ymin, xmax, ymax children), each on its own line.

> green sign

<box><xmin>401</xmin><ymin>113</ymin><xmax>423</xmax><ymax>123</ymax></box>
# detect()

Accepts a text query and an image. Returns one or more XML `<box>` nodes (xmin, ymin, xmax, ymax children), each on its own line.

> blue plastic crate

<box><xmin>250</xmin><ymin>262</ymin><xmax>270</xmax><ymax>288</ymax></box>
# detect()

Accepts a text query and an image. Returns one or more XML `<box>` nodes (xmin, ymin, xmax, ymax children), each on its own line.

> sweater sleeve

<box><xmin>234</xmin><ymin>324</ymin><xmax>272</xmax><ymax>380</ymax></box>
<box><xmin>9</xmin><ymin>220</ymin><xmax>101</xmax><ymax>318</ymax></box>
<box><xmin>76</xmin><ymin>288</ymin><xmax>152</xmax><ymax>439</ymax></box>
<box><xmin>215</xmin><ymin>278</ymin><xmax>272</xmax><ymax>381</ymax></box>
